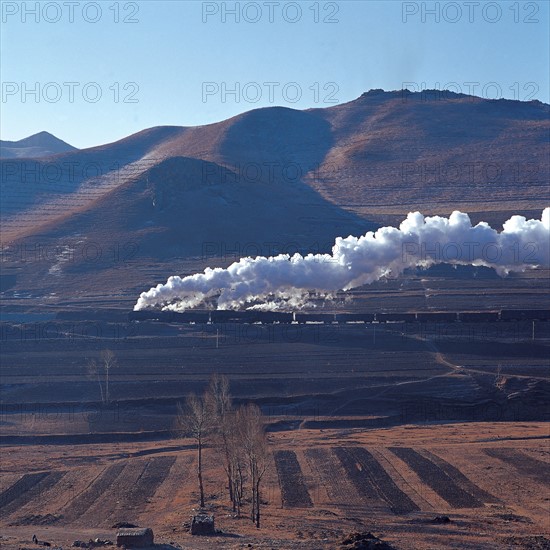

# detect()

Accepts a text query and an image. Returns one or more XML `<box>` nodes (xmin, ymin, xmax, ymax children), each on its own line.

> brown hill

<box><xmin>0</xmin><ymin>90</ymin><xmax>548</xmax><ymax>305</ymax></box>
<box><xmin>2</xmin><ymin>90</ymin><xmax>548</xmax><ymax>238</ymax></box>
<box><xmin>311</xmin><ymin>89</ymin><xmax>549</xmax><ymax>226</ymax></box>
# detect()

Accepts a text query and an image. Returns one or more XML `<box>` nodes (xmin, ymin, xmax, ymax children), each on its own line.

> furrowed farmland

<box><xmin>1</xmin><ymin>427</ymin><xmax>549</xmax><ymax>549</ymax></box>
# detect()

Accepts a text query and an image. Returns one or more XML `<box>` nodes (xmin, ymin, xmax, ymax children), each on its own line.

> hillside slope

<box><xmin>1</xmin><ymin>90</ymin><xmax>548</xmax><ymax>305</ymax></box>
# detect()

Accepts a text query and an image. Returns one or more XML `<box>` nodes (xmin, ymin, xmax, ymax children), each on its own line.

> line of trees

<box><xmin>176</xmin><ymin>374</ymin><xmax>270</xmax><ymax>528</ymax></box>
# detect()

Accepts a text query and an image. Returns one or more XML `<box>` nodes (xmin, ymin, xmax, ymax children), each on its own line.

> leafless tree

<box><xmin>176</xmin><ymin>393</ymin><xmax>213</xmax><ymax>508</ymax></box>
<box><xmin>205</xmin><ymin>374</ymin><xmax>245</xmax><ymax>512</ymax></box>
<box><xmin>228</xmin><ymin>420</ymin><xmax>246</xmax><ymax>516</ymax></box>
<box><xmin>237</xmin><ymin>403</ymin><xmax>269</xmax><ymax>528</ymax></box>
<box><xmin>100</xmin><ymin>349</ymin><xmax>117</xmax><ymax>404</ymax></box>
<box><xmin>87</xmin><ymin>350</ymin><xmax>117</xmax><ymax>404</ymax></box>
<box><xmin>86</xmin><ymin>358</ymin><xmax>104</xmax><ymax>403</ymax></box>
<box><xmin>206</xmin><ymin>374</ymin><xmax>232</xmax><ymax>421</ymax></box>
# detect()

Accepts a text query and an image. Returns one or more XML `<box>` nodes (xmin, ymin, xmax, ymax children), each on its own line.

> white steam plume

<box><xmin>135</xmin><ymin>209</ymin><xmax>550</xmax><ymax>311</ymax></box>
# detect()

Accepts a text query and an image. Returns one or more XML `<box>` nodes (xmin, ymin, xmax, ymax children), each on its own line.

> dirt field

<box><xmin>0</xmin><ymin>423</ymin><xmax>549</xmax><ymax>549</ymax></box>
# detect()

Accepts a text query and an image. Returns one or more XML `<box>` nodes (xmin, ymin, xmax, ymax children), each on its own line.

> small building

<box><xmin>116</xmin><ymin>528</ymin><xmax>154</xmax><ymax>548</ymax></box>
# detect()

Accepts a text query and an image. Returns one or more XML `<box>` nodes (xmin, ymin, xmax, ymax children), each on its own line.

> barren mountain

<box><xmin>312</xmin><ymin>89</ymin><xmax>549</xmax><ymax>226</ymax></box>
<box><xmin>0</xmin><ymin>131</ymin><xmax>77</xmax><ymax>159</ymax></box>
<box><xmin>0</xmin><ymin>90</ymin><xmax>548</xmax><ymax>306</ymax></box>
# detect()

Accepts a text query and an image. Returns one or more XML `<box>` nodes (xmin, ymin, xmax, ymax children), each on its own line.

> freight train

<box><xmin>128</xmin><ymin>309</ymin><xmax>550</xmax><ymax>324</ymax></box>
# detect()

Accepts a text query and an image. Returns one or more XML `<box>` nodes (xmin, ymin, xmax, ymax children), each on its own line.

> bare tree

<box><xmin>176</xmin><ymin>393</ymin><xmax>213</xmax><ymax>508</ymax></box>
<box><xmin>228</xmin><ymin>420</ymin><xmax>246</xmax><ymax>516</ymax></box>
<box><xmin>86</xmin><ymin>358</ymin><xmax>104</xmax><ymax>403</ymax></box>
<box><xmin>100</xmin><ymin>349</ymin><xmax>117</xmax><ymax>404</ymax></box>
<box><xmin>237</xmin><ymin>404</ymin><xmax>269</xmax><ymax>528</ymax></box>
<box><xmin>87</xmin><ymin>350</ymin><xmax>117</xmax><ymax>404</ymax></box>
<box><xmin>206</xmin><ymin>374</ymin><xmax>232</xmax><ymax>421</ymax></box>
<box><xmin>205</xmin><ymin>374</ymin><xmax>242</xmax><ymax>511</ymax></box>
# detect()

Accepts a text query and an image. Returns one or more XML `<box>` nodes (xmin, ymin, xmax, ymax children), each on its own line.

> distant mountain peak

<box><xmin>0</xmin><ymin>131</ymin><xmax>77</xmax><ymax>159</ymax></box>
<box><xmin>32</xmin><ymin>130</ymin><xmax>55</xmax><ymax>137</ymax></box>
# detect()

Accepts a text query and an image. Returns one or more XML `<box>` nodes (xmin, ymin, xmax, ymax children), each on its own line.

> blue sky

<box><xmin>1</xmin><ymin>0</ymin><xmax>549</xmax><ymax>148</ymax></box>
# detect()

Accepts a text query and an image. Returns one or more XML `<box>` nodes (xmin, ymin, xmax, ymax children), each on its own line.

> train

<box><xmin>128</xmin><ymin>308</ymin><xmax>550</xmax><ymax>324</ymax></box>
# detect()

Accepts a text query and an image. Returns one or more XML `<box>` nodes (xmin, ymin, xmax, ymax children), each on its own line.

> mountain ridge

<box><xmin>1</xmin><ymin>89</ymin><xmax>548</xmax><ymax>304</ymax></box>
<box><xmin>0</xmin><ymin>131</ymin><xmax>78</xmax><ymax>159</ymax></box>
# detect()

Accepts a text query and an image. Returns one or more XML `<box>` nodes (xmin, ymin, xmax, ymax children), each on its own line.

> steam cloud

<box><xmin>135</xmin><ymin>209</ymin><xmax>550</xmax><ymax>311</ymax></box>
